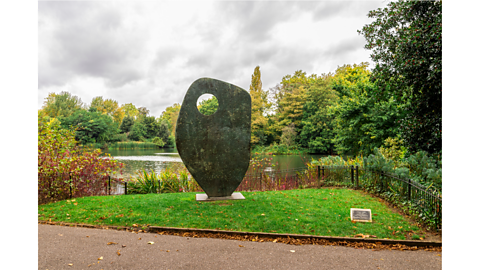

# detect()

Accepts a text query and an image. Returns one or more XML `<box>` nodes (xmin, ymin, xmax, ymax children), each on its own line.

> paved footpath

<box><xmin>38</xmin><ymin>224</ymin><xmax>441</xmax><ymax>270</ymax></box>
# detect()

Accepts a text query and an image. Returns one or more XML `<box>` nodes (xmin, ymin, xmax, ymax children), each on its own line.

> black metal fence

<box><xmin>38</xmin><ymin>172</ymin><xmax>125</xmax><ymax>204</ymax></box>
<box><xmin>38</xmin><ymin>165</ymin><xmax>442</xmax><ymax>230</ymax></box>
<box><xmin>239</xmin><ymin>165</ymin><xmax>442</xmax><ymax>230</ymax></box>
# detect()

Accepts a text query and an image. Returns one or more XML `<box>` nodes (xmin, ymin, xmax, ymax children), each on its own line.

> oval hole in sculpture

<box><xmin>196</xmin><ymin>94</ymin><xmax>219</xmax><ymax>116</ymax></box>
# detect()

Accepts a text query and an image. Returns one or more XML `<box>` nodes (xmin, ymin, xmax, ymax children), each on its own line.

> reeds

<box><xmin>108</xmin><ymin>141</ymin><xmax>158</xmax><ymax>150</ymax></box>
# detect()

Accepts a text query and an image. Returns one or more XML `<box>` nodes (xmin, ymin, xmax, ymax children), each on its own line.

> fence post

<box><xmin>108</xmin><ymin>175</ymin><xmax>111</xmax><ymax>195</ymax></box>
<box><xmin>317</xmin><ymin>166</ymin><xmax>320</xmax><ymax>181</ymax></box>
<box><xmin>407</xmin><ymin>178</ymin><xmax>411</xmax><ymax>201</ymax></box>
<box><xmin>69</xmin><ymin>173</ymin><xmax>72</xmax><ymax>199</ymax></box>
<box><xmin>125</xmin><ymin>181</ymin><xmax>128</xmax><ymax>195</ymax></box>
<box><xmin>355</xmin><ymin>165</ymin><xmax>359</xmax><ymax>189</ymax></box>
<box><xmin>350</xmin><ymin>165</ymin><xmax>354</xmax><ymax>185</ymax></box>
<box><xmin>321</xmin><ymin>166</ymin><xmax>324</xmax><ymax>180</ymax></box>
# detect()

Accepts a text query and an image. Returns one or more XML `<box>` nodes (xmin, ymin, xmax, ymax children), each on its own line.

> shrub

<box><xmin>38</xmin><ymin>113</ymin><xmax>123</xmax><ymax>204</ymax></box>
<box><xmin>152</xmin><ymin>137</ymin><xmax>165</xmax><ymax>147</ymax></box>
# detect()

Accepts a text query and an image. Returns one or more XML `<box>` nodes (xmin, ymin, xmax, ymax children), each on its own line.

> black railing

<box><xmin>38</xmin><ymin>165</ymin><xmax>442</xmax><ymax>230</ymax></box>
<box><xmin>38</xmin><ymin>172</ymin><xmax>125</xmax><ymax>204</ymax></box>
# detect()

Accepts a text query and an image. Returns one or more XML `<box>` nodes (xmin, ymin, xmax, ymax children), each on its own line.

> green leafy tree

<box><xmin>249</xmin><ymin>66</ymin><xmax>271</xmax><ymax>145</ymax></box>
<box><xmin>159</xmin><ymin>103</ymin><xmax>181</xmax><ymax>136</ymax></box>
<box><xmin>128</xmin><ymin>121</ymin><xmax>147</xmax><ymax>141</ymax></box>
<box><xmin>157</xmin><ymin>121</ymin><xmax>170</xmax><ymax>145</ymax></box>
<box><xmin>329</xmin><ymin>63</ymin><xmax>406</xmax><ymax>156</ymax></box>
<box><xmin>121</xmin><ymin>103</ymin><xmax>139</xmax><ymax>119</ymax></box>
<box><xmin>198</xmin><ymin>96</ymin><xmax>219</xmax><ymax>116</ymax></box>
<box><xmin>280</xmin><ymin>123</ymin><xmax>297</xmax><ymax>147</ymax></box>
<box><xmin>143</xmin><ymin>116</ymin><xmax>161</xmax><ymax>139</ymax></box>
<box><xmin>152</xmin><ymin>137</ymin><xmax>165</xmax><ymax>147</ymax></box>
<box><xmin>298</xmin><ymin>74</ymin><xmax>338</xmax><ymax>153</ymax></box>
<box><xmin>90</xmin><ymin>96</ymin><xmax>125</xmax><ymax>127</ymax></box>
<box><xmin>358</xmin><ymin>0</ymin><xmax>442</xmax><ymax>153</ymax></box>
<box><xmin>269</xmin><ymin>71</ymin><xmax>310</xmax><ymax>143</ymax></box>
<box><xmin>59</xmin><ymin>109</ymin><xmax>119</xmax><ymax>145</ymax></box>
<box><xmin>137</xmin><ymin>107</ymin><xmax>150</xmax><ymax>119</ymax></box>
<box><xmin>42</xmin><ymin>91</ymin><xmax>85</xmax><ymax>118</ymax></box>
<box><xmin>120</xmin><ymin>116</ymin><xmax>135</xmax><ymax>133</ymax></box>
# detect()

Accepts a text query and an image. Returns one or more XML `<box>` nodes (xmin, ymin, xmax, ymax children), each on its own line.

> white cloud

<box><xmin>38</xmin><ymin>1</ymin><xmax>388</xmax><ymax>116</ymax></box>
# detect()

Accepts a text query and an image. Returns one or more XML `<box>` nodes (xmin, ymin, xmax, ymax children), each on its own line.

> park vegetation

<box><xmin>38</xmin><ymin>0</ymin><xmax>441</xmax><ymax>203</ymax></box>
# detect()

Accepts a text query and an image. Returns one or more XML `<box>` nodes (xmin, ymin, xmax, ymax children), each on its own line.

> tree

<box><xmin>152</xmin><ymin>137</ymin><xmax>165</xmax><ymax>148</ymax></box>
<box><xmin>329</xmin><ymin>64</ymin><xmax>405</xmax><ymax>156</ymax></box>
<box><xmin>59</xmin><ymin>109</ymin><xmax>119</xmax><ymax>145</ymax></box>
<box><xmin>157</xmin><ymin>121</ymin><xmax>170</xmax><ymax>145</ymax></box>
<box><xmin>90</xmin><ymin>96</ymin><xmax>125</xmax><ymax>127</ymax></box>
<box><xmin>128</xmin><ymin>121</ymin><xmax>147</xmax><ymax>141</ymax></box>
<box><xmin>358</xmin><ymin>0</ymin><xmax>442</xmax><ymax>153</ymax></box>
<box><xmin>249</xmin><ymin>66</ymin><xmax>271</xmax><ymax>145</ymax></box>
<box><xmin>137</xmin><ymin>107</ymin><xmax>150</xmax><ymax>118</ymax></box>
<box><xmin>268</xmin><ymin>70</ymin><xmax>322</xmax><ymax>146</ymax></box>
<box><xmin>159</xmin><ymin>103</ymin><xmax>181</xmax><ymax>136</ymax></box>
<box><xmin>198</xmin><ymin>96</ymin><xmax>219</xmax><ymax>116</ymax></box>
<box><xmin>298</xmin><ymin>74</ymin><xmax>338</xmax><ymax>153</ymax></box>
<box><xmin>42</xmin><ymin>91</ymin><xmax>85</xmax><ymax>118</ymax></box>
<box><xmin>280</xmin><ymin>123</ymin><xmax>297</xmax><ymax>147</ymax></box>
<box><xmin>120</xmin><ymin>116</ymin><xmax>135</xmax><ymax>133</ymax></box>
<box><xmin>121</xmin><ymin>103</ymin><xmax>139</xmax><ymax>120</ymax></box>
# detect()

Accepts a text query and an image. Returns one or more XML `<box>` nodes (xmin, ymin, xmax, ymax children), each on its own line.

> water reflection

<box><xmin>104</xmin><ymin>148</ymin><xmax>325</xmax><ymax>179</ymax></box>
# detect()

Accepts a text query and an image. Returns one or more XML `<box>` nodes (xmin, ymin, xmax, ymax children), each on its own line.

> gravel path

<box><xmin>38</xmin><ymin>224</ymin><xmax>441</xmax><ymax>270</ymax></box>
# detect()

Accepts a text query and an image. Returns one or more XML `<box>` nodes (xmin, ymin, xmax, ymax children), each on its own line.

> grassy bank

<box><xmin>38</xmin><ymin>188</ymin><xmax>425</xmax><ymax>240</ymax></box>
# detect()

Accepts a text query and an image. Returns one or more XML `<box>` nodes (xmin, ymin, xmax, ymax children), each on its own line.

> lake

<box><xmin>103</xmin><ymin>148</ymin><xmax>326</xmax><ymax>179</ymax></box>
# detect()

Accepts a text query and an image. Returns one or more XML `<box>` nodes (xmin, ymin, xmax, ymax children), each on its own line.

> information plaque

<box><xmin>350</xmin><ymin>208</ymin><xmax>372</xmax><ymax>222</ymax></box>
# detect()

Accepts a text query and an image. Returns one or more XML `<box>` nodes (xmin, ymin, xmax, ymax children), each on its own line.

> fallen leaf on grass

<box><xmin>147</xmin><ymin>241</ymin><xmax>154</xmax><ymax>245</ymax></box>
<box><xmin>107</xmin><ymin>242</ymin><xmax>118</xmax><ymax>245</ymax></box>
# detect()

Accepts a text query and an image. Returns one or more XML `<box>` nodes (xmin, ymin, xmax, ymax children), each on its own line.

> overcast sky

<box><xmin>38</xmin><ymin>1</ymin><xmax>389</xmax><ymax>117</ymax></box>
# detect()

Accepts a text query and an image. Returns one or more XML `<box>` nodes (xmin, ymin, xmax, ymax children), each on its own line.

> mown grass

<box><xmin>37</xmin><ymin>188</ymin><xmax>424</xmax><ymax>240</ymax></box>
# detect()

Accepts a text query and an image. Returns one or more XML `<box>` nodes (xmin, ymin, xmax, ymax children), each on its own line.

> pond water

<box><xmin>103</xmin><ymin>148</ymin><xmax>326</xmax><ymax>179</ymax></box>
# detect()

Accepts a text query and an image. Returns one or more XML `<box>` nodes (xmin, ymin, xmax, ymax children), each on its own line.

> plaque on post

<box><xmin>350</xmin><ymin>208</ymin><xmax>372</xmax><ymax>222</ymax></box>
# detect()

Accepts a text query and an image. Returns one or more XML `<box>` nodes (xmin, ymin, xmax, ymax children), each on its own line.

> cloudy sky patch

<box><xmin>38</xmin><ymin>1</ymin><xmax>388</xmax><ymax>116</ymax></box>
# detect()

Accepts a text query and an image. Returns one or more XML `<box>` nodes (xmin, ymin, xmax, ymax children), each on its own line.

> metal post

<box><xmin>125</xmin><ymin>181</ymin><xmax>128</xmax><ymax>195</ymax></box>
<box><xmin>355</xmin><ymin>165</ymin><xmax>359</xmax><ymax>189</ymax></box>
<box><xmin>69</xmin><ymin>173</ymin><xmax>72</xmax><ymax>199</ymax></box>
<box><xmin>407</xmin><ymin>179</ymin><xmax>411</xmax><ymax>201</ymax></box>
<box><xmin>108</xmin><ymin>175</ymin><xmax>111</xmax><ymax>195</ymax></box>
<box><xmin>350</xmin><ymin>165</ymin><xmax>354</xmax><ymax>184</ymax></box>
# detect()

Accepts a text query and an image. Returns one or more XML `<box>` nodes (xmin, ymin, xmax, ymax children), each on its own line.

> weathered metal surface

<box><xmin>175</xmin><ymin>78</ymin><xmax>251</xmax><ymax>197</ymax></box>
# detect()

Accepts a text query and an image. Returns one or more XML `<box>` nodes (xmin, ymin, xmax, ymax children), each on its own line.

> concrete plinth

<box><xmin>196</xmin><ymin>192</ymin><xmax>245</xmax><ymax>201</ymax></box>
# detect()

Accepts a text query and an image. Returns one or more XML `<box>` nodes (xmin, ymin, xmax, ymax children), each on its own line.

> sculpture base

<box><xmin>196</xmin><ymin>192</ymin><xmax>245</xmax><ymax>201</ymax></box>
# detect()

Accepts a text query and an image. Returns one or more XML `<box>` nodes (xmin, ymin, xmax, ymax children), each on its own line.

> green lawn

<box><xmin>38</xmin><ymin>188</ymin><xmax>423</xmax><ymax>240</ymax></box>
